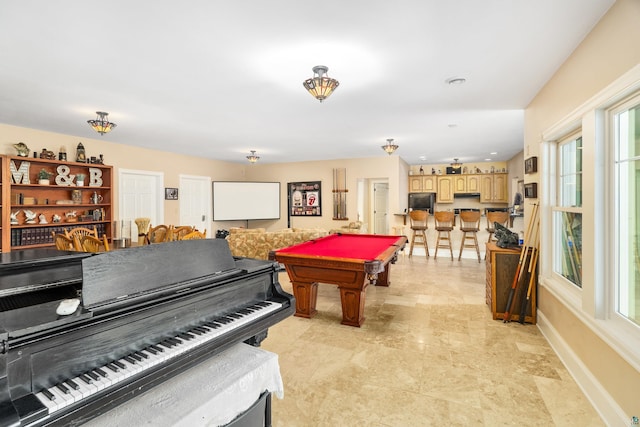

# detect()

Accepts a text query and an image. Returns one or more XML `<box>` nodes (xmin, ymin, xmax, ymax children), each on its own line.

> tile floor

<box><xmin>262</xmin><ymin>249</ymin><xmax>604</xmax><ymax>426</ymax></box>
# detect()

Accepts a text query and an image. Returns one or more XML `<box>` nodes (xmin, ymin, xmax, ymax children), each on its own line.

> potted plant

<box><xmin>76</xmin><ymin>173</ymin><xmax>86</xmax><ymax>187</ymax></box>
<box><xmin>37</xmin><ymin>169</ymin><xmax>52</xmax><ymax>185</ymax></box>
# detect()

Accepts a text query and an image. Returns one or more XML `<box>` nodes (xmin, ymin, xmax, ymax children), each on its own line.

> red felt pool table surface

<box><xmin>272</xmin><ymin>233</ymin><xmax>407</xmax><ymax>327</ymax></box>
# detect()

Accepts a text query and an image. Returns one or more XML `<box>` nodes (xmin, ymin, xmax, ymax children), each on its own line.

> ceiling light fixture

<box><xmin>381</xmin><ymin>138</ymin><xmax>399</xmax><ymax>155</ymax></box>
<box><xmin>87</xmin><ymin>111</ymin><xmax>116</xmax><ymax>135</ymax></box>
<box><xmin>303</xmin><ymin>65</ymin><xmax>339</xmax><ymax>102</ymax></box>
<box><xmin>451</xmin><ymin>158</ymin><xmax>462</xmax><ymax>168</ymax></box>
<box><xmin>246</xmin><ymin>150</ymin><xmax>260</xmax><ymax>164</ymax></box>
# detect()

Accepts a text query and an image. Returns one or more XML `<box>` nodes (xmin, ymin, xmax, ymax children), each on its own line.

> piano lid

<box><xmin>82</xmin><ymin>239</ymin><xmax>248</xmax><ymax>311</ymax></box>
<box><xmin>0</xmin><ymin>249</ymin><xmax>92</xmax><ymax>298</ymax></box>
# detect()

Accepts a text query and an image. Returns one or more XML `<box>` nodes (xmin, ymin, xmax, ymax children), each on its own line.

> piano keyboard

<box><xmin>34</xmin><ymin>301</ymin><xmax>282</xmax><ymax>417</ymax></box>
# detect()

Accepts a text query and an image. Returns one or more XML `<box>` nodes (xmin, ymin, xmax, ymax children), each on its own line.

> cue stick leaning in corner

<box><xmin>518</xmin><ymin>221</ymin><xmax>540</xmax><ymax>324</ymax></box>
<box><xmin>503</xmin><ymin>202</ymin><xmax>538</xmax><ymax>323</ymax></box>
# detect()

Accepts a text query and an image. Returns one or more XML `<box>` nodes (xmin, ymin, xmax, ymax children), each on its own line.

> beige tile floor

<box><xmin>262</xmin><ymin>249</ymin><xmax>604</xmax><ymax>426</ymax></box>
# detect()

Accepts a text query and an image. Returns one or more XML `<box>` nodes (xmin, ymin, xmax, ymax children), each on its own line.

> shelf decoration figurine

<box><xmin>13</xmin><ymin>142</ymin><xmax>30</xmax><ymax>157</ymax></box>
<box><xmin>10</xmin><ymin>211</ymin><xmax>20</xmax><ymax>225</ymax></box>
<box><xmin>24</xmin><ymin>210</ymin><xmax>37</xmax><ymax>224</ymax></box>
<box><xmin>76</xmin><ymin>142</ymin><xmax>86</xmax><ymax>163</ymax></box>
<box><xmin>52</xmin><ymin>214</ymin><xmax>61</xmax><ymax>223</ymax></box>
<box><xmin>37</xmin><ymin>169</ymin><xmax>53</xmax><ymax>185</ymax></box>
<box><xmin>38</xmin><ymin>214</ymin><xmax>48</xmax><ymax>224</ymax></box>
<box><xmin>65</xmin><ymin>211</ymin><xmax>78</xmax><ymax>223</ymax></box>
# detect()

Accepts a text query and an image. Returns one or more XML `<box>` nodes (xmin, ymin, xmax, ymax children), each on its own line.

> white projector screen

<box><xmin>213</xmin><ymin>181</ymin><xmax>281</xmax><ymax>221</ymax></box>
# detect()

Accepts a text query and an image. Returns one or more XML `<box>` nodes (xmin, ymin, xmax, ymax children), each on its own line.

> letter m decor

<box><xmin>10</xmin><ymin>160</ymin><xmax>31</xmax><ymax>184</ymax></box>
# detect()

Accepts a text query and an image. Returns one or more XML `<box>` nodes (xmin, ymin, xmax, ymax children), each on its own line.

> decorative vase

<box><xmin>38</xmin><ymin>179</ymin><xmax>50</xmax><ymax>185</ymax></box>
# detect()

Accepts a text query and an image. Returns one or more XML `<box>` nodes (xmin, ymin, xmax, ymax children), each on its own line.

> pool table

<box><xmin>270</xmin><ymin>233</ymin><xmax>407</xmax><ymax>327</ymax></box>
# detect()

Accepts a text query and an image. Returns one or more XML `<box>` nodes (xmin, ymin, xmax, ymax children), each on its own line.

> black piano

<box><xmin>0</xmin><ymin>240</ymin><xmax>294</xmax><ymax>426</ymax></box>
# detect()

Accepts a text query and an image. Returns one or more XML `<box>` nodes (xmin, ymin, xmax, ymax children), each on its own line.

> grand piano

<box><xmin>0</xmin><ymin>239</ymin><xmax>294</xmax><ymax>426</ymax></box>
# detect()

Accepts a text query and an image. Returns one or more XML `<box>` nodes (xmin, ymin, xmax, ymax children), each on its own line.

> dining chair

<box><xmin>146</xmin><ymin>224</ymin><xmax>171</xmax><ymax>244</ymax></box>
<box><xmin>181</xmin><ymin>229</ymin><xmax>207</xmax><ymax>240</ymax></box>
<box><xmin>65</xmin><ymin>226</ymin><xmax>99</xmax><ymax>242</ymax></box>
<box><xmin>79</xmin><ymin>235</ymin><xmax>110</xmax><ymax>253</ymax></box>
<box><xmin>171</xmin><ymin>225</ymin><xmax>195</xmax><ymax>241</ymax></box>
<box><xmin>52</xmin><ymin>232</ymin><xmax>79</xmax><ymax>251</ymax></box>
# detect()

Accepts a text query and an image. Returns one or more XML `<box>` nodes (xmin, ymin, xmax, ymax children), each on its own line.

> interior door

<box><xmin>179</xmin><ymin>175</ymin><xmax>211</xmax><ymax>234</ymax></box>
<box><xmin>119</xmin><ymin>169</ymin><xmax>164</xmax><ymax>239</ymax></box>
<box><xmin>373</xmin><ymin>181</ymin><xmax>389</xmax><ymax>234</ymax></box>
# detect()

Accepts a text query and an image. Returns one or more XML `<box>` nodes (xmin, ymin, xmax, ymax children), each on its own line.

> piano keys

<box><xmin>0</xmin><ymin>240</ymin><xmax>294</xmax><ymax>426</ymax></box>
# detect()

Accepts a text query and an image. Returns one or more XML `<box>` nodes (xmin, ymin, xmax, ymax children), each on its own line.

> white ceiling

<box><xmin>0</xmin><ymin>1</ymin><xmax>614</xmax><ymax>165</ymax></box>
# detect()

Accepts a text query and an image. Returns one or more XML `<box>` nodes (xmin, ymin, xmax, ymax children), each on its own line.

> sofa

<box><xmin>226</xmin><ymin>227</ymin><xmax>328</xmax><ymax>260</ymax></box>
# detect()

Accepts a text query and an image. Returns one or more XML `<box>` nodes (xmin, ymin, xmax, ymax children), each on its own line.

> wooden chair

<box><xmin>181</xmin><ymin>229</ymin><xmax>207</xmax><ymax>240</ymax></box>
<box><xmin>65</xmin><ymin>226</ymin><xmax>98</xmax><ymax>242</ymax></box>
<box><xmin>170</xmin><ymin>225</ymin><xmax>195</xmax><ymax>241</ymax></box>
<box><xmin>52</xmin><ymin>232</ymin><xmax>79</xmax><ymax>251</ymax></box>
<box><xmin>486</xmin><ymin>211</ymin><xmax>510</xmax><ymax>242</ymax></box>
<box><xmin>146</xmin><ymin>224</ymin><xmax>171</xmax><ymax>244</ymax></box>
<box><xmin>433</xmin><ymin>211</ymin><xmax>455</xmax><ymax>260</ymax></box>
<box><xmin>458</xmin><ymin>211</ymin><xmax>481</xmax><ymax>262</ymax></box>
<box><xmin>408</xmin><ymin>210</ymin><xmax>429</xmax><ymax>258</ymax></box>
<box><xmin>79</xmin><ymin>235</ymin><xmax>110</xmax><ymax>253</ymax></box>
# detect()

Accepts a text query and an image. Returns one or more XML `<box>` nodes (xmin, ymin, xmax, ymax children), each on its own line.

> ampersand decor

<box><xmin>55</xmin><ymin>165</ymin><xmax>76</xmax><ymax>186</ymax></box>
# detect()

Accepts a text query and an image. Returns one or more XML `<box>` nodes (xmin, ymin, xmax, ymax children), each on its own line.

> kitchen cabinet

<box><xmin>2</xmin><ymin>156</ymin><xmax>112</xmax><ymax>251</ymax></box>
<box><xmin>436</xmin><ymin>176</ymin><xmax>454</xmax><ymax>203</ymax></box>
<box><xmin>452</xmin><ymin>174</ymin><xmax>481</xmax><ymax>194</ymax></box>
<box><xmin>480</xmin><ymin>173</ymin><xmax>508</xmax><ymax>203</ymax></box>
<box><xmin>408</xmin><ymin>175</ymin><xmax>436</xmax><ymax>193</ymax></box>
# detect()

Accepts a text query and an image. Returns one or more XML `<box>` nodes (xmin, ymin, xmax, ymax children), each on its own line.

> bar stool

<box><xmin>486</xmin><ymin>211</ymin><xmax>510</xmax><ymax>243</ymax></box>
<box><xmin>458</xmin><ymin>211</ymin><xmax>481</xmax><ymax>262</ymax></box>
<box><xmin>433</xmin><ymin>211</ymin><xmax>455</xmax><ymax>260</ymax></box>
<box><xmin>408</xmin><ymin>210</ymin><xmax>429</xmax><ymax>258</ymax></box>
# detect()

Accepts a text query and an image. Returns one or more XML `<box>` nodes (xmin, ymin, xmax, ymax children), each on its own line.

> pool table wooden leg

<box><xmin>339</xmin><ymin>287</ymin><xmax>366</xmax><ymax>327</ymax></box>
<box><xmin>375</xmin><ymin>264</ymin><xmax>391</xmax><ymax>287</ymax></box>
<box><xmin>291</xmin><ymin>281</ymin><xmax>318</xmax><ymax>319</ymax></box>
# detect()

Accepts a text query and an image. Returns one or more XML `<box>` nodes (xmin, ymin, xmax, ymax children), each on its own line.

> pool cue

<box><xmin>503</xmin><ymin>202</ymin><xmax>538</xmax><ymax>323</ymax></box>
<box><xmin>518</xmin><ymin>222</ymin><xmax>539</xmax><ymax>323</ymax></box>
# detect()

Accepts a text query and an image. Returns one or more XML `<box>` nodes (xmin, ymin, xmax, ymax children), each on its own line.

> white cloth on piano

<box><xmin>85</xmin><ymin>343</ymin><xmax>284</xmax><ymax>427</ymax></box>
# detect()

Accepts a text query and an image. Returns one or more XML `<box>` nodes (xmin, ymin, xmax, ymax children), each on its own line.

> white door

<box><xmin>119</xmin><ymin>169</ymin><xmax>164</xmax><ymax>238</ymax></box>
<box><xmin>179</xmin><ymin>175</ymin><xmax>211</xmax><ymax>235</ymax></box>
<box><xmin>373</xmin><ymin>181</ymin><xmax>389</xmax><ymax>234</ymax></box>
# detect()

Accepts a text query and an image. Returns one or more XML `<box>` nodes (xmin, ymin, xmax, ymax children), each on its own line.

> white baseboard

<box><xmin>537</xmin><ymin>311</ymin><xmax>629</xmax><ymax>426</ymax></box>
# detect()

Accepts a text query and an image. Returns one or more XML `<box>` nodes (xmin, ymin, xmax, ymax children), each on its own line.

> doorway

<box><xmin>372</xmin><ymin>181</ymin><xmax>389</xmax><ymax>234</ymax></box>
<box><xmin>179</xmin><ymin>175</ymin><xmax>211</xmax><ymax>234</ymax></box>
<box><xmin>118</xmin><ymin>169</ymin><xmax>164</xmax><ymax>237</ymax></box>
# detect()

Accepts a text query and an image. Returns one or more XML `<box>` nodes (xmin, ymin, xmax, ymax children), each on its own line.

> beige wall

<box><xmin>0</xmin><ymin>123</ymin><xmax>245</xmax><ymax>227</ymax></box>
<box><xmin>525</xmin><ymin>0</ymin><xmax>640</xmax><ymax>423</ymax></box>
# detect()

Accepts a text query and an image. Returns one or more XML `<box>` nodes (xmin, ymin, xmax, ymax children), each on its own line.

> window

<box><xmin>613</xmin><ymin>96</ymin><xmax>640</xmax><ymax>326</ymax></box>
<box><xmin>553</xmin><ymin>135</ymin><xmax>582</xmax><ymax>287</ymax></box>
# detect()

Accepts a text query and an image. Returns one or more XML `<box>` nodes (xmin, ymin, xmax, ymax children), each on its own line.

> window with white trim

<box><xmin>553</xmin><ymin>135</ymin><xmax>583</xmax><ymax>287</ymax></box>
<box><xmin>613</xmin><ymin>94</ymin><xmax>640</xmax><ymax>326</ymax></box>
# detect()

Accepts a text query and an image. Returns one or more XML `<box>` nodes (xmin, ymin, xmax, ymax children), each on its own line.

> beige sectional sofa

<box><xmin>226</xmin><ymin>227</ymin><xmax>328</xmax><ymax>260</ymax></box>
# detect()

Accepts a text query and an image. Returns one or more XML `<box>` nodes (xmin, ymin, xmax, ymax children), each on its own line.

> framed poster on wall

<box><xmin>288</xmin><ymin>181</ymin><xmax>322</xmax><ymax>216</ymax></box>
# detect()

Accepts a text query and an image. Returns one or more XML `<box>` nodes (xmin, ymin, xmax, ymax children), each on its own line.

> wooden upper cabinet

<box><xmin>453</xmin><ymin>176</ymin><xmax>466</xmax><ymax>193</ymax></box>
<box><xmin>480</xmin><ymin>173</ymin><xmax>508</xmax><ymax>203</ymax></box>
<box><xmin>436</xmin><ymin>176</ymin><xmax>454</xmax><ymax>203</ymax></box>
<box><xmin>409</xmin><ymin>176</ymin><xmax>423</xmax><ymax>192</ymax></box>
<box><xmin>422</xmin><ymin>175</ymin><xmax>436</xmax><ymax>192</ymax></box>
<box><xmin>466</xmin><ymin>175</ymin><xmax>480</xmax><ymax>193</ymax></box>
<box><xmin>408</xmin><ymin>175</ymin><xmax>437</xmax><ymax>193</ymax></box>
